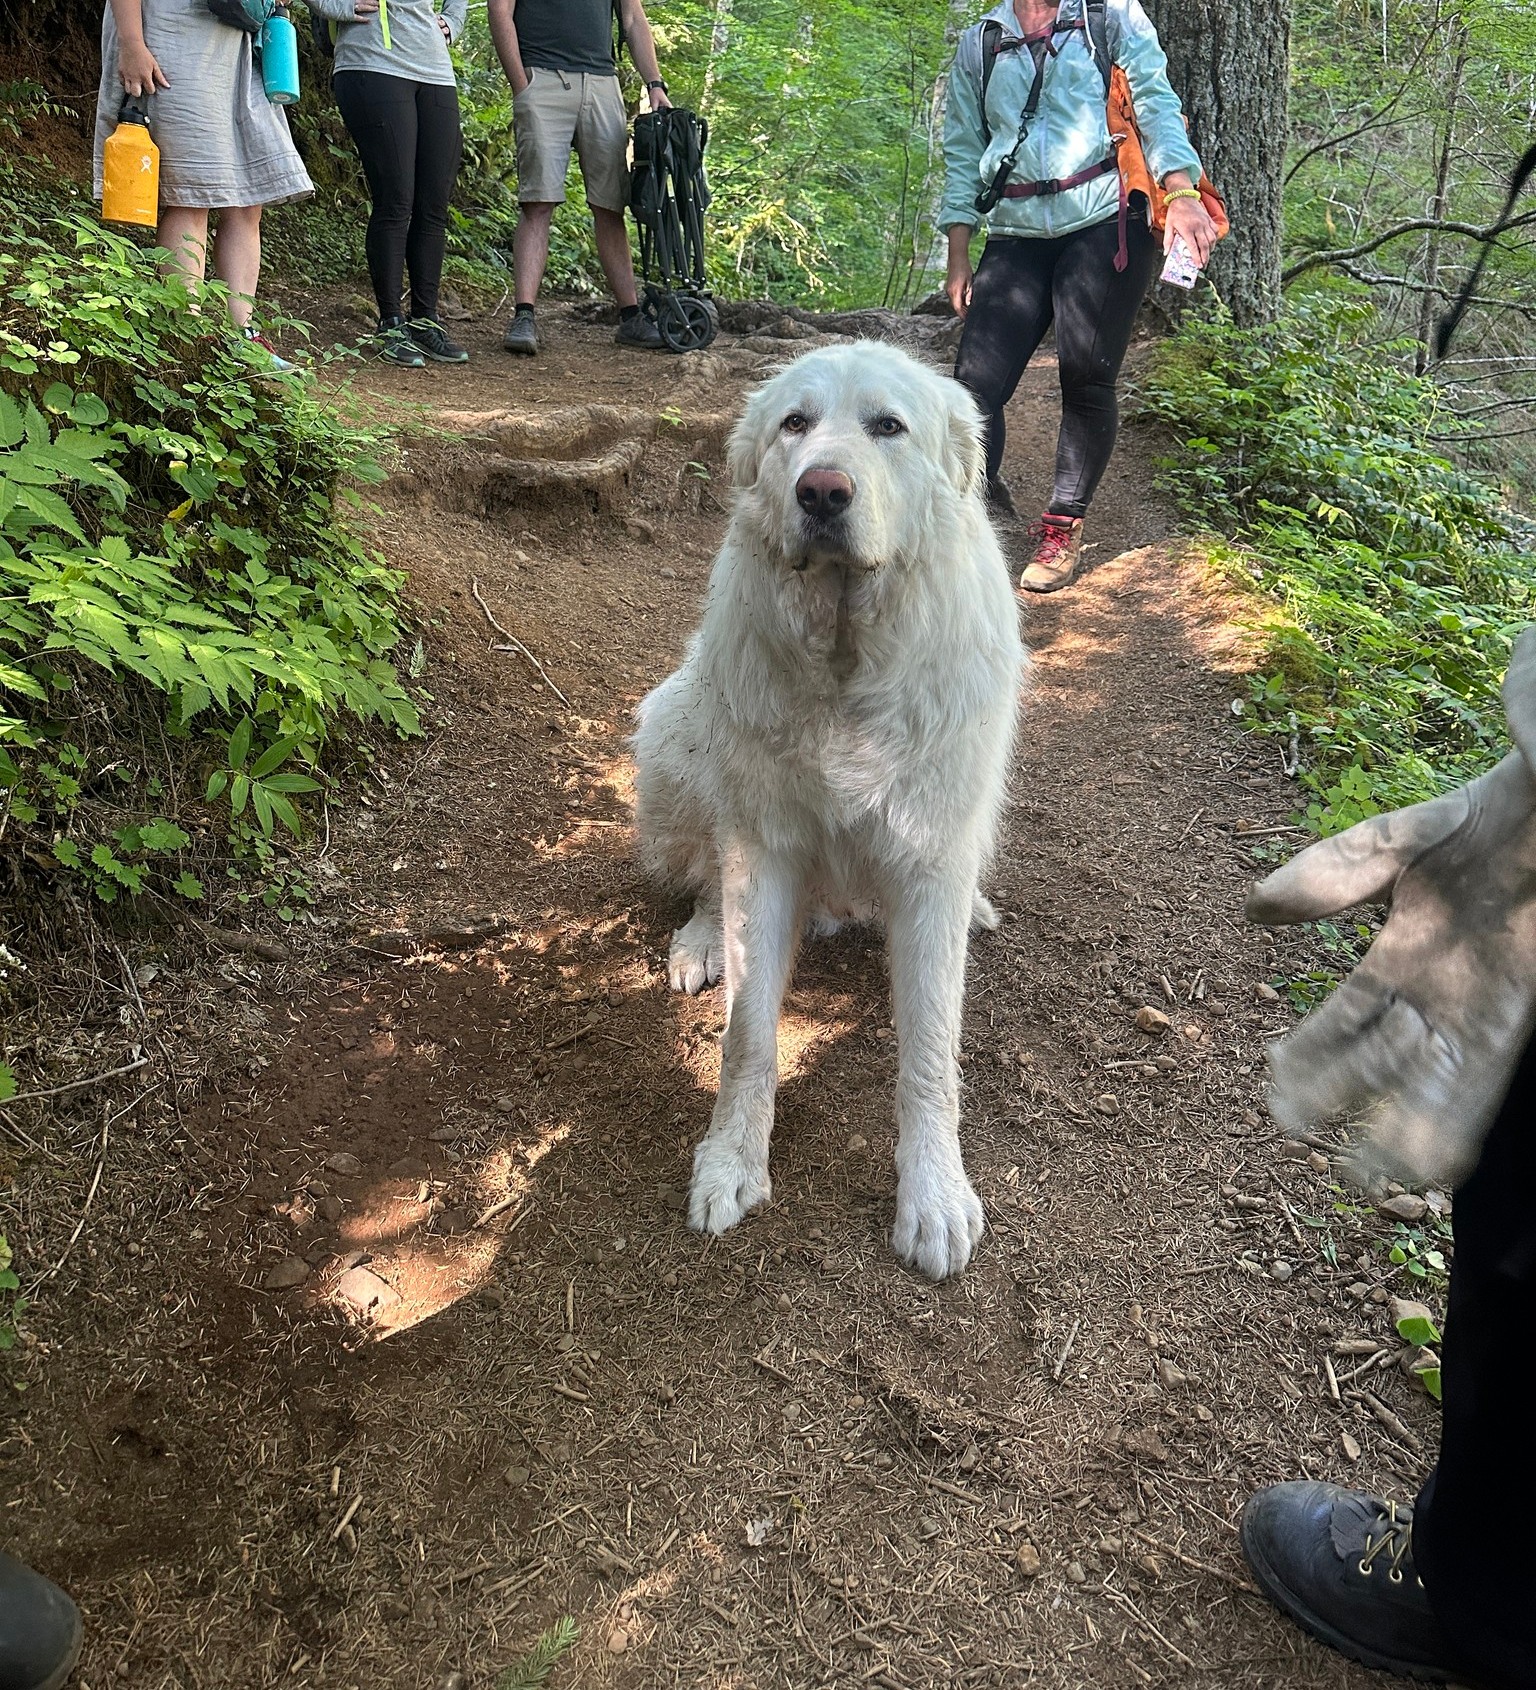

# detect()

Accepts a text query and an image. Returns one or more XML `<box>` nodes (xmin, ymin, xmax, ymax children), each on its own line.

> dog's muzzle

<box><xmin>795</xmin><ymin>468</ymin><xmax>855</xmax><ymax>522</ymax></box>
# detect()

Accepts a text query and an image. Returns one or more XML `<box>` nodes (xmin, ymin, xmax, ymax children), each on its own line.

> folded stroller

<box><xmin>629</xmin><ymin>107</ymin><xmax>718</xmax><ymax>353</ymax></box>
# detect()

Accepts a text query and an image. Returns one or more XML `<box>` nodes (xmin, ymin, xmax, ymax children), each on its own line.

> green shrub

<box><xmin>0</xmin><ymin>210</ymin><xmax>420</xmax><ymax>911</ymax></box>
<box><xmin>1137</xmin><ymin>299</ymin><xmax>1536</xmax><ymax>833</ymax></box>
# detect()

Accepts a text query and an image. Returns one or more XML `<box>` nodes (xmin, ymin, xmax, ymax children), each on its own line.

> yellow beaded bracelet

<box><xmin>1163</xmin><ymin>187</ymin><xmax>1202</xmax><ymax>206</ymax></box>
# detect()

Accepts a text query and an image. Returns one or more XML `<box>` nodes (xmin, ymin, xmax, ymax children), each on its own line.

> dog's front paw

<box><xmin>688</xmin><ymin>1136</ymin><xmax>771</xmax><ymax>1235</ymax></box>
<box><xmin>892</xmin><ymin>1160</ymin><xmax>985</xmax><ymax>1279</ymax></box>
<box><xmin>970</xmin><ymin>893</ymin><xmax>1000</xmax><ymax>933</ymax></box>
<box><xmin>669</xmin><ymin>911</ymin><xmax>723</xmax><ymax>994</ymax></box>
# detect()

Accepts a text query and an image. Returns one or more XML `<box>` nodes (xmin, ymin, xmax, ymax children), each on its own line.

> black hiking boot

<box><xmin>0</xmin><ymin>1551</ymin><xmax>83</xmax><ymax>1690</ymax></box>
<box><xmin>375</xmin><ymin>316</ymin><xmax>426</xmax><ymax>368</ymax></box>
<box><xmin>408</xmin><ymin>318</ymin><xmax>469</xmax><ymax>364</ymax></box>
<box><xmin>1240</xmin><ymin>1483</ymin><xmax>1494</xmax><ymax>1686</ymax></box>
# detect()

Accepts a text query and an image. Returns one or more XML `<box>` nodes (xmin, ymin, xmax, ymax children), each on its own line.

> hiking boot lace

<box><xmin>1026</xmin><ymin>517</ymin><xmax>1078</xmax><ymax>569</ymax></box>
<box><xmin>1357</xmin><ymin>1501</ymin><xmax>1423</xmax><ymax>1588</ymax></box>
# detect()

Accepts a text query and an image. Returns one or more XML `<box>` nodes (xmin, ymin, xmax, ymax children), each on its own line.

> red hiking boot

<box><xmin>1019</xmin><ymin>513</ymin><xmax>1085</xmax><ymax>594</ymax></box>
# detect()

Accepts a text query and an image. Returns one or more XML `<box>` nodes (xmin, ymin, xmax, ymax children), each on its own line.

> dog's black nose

<box><xmin>795</xmin><ymin>468</ymin><xmax>855</xmax><ymax>518</ymax></box>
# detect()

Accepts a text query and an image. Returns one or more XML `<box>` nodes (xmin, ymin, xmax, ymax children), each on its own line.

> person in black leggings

<box><xmin>312</xmin><ymin>0</ymin><xmax>469</xmax><ymax>366</ymax></box>
<box><xmin>955</xmin><ymin>210</ymin><xmax>1160</xmax><ymax>528</ymax></box>
<box><xmin>940</xmin><ymin>0</ymin><xmax>1220</xmax><ymax>594</ymax></box>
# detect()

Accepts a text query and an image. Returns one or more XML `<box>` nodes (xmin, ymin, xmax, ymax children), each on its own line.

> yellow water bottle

<box><xmin>102</xmin><ymin>99</ymin><xmax>159</xmax><ymax>228</ymax></box>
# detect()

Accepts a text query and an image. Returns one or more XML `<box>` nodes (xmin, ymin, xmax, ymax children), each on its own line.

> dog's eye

<box><xmin>872</xmin><ymin>415</ymin><xmax>907</xmax><ymax>438</ymax></box>
<box><xmin>782</xmin><ymin>412</ymin><xmax>809</xmax><ymax>435</ymax></box>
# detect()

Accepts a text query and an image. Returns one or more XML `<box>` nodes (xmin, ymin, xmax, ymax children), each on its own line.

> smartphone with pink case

<box><xmin>1160</xmin><ymin>233</ymin><xmax>1201</xmax><ymax>289</ymax></box>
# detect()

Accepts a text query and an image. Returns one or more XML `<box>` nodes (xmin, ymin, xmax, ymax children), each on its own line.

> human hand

<box><xmin>353</xmin><ymin>0</ymin><xmax>379</xmax><ymax>16</ymax></box>
<box><xmin>649</xmin><ymin>86</ymin><xmax>672</xmax><ymax>110</ymax></box>
<box><xmin>945</xmin><ymin>255</ymin><xmax>973</xmax><ymax>319</ymax></box>
<box><xmin>1164</xmin><ymin>195</ymin><xmax>1217</xmax><ymax>266</ymax></box>
<box><xmin>1248</xmin><ymin>628</ymin><xmax>1536</xmax><ymax>1185</ymax></box>
<box><xmin>438</xmin><ymin>14</ymin><xmax>451</xmax><ymax>40</ymax></box>
<box><xmin>118</xmin><ymin>39</ymin><xmax>169</xmax><ymax>97</ymax></box>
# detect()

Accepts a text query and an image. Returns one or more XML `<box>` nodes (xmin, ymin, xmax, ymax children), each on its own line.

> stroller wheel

<box><xmin>657</xmin><ymin>294</ymin><xmax>718</xmax><ymax>354</ymax></box>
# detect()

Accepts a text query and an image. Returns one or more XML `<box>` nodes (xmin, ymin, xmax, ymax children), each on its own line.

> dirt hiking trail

<box><xmin>3</xmin><ymin>301</ymin><xmax>1434</xmax><ymax>1690</ymax></box>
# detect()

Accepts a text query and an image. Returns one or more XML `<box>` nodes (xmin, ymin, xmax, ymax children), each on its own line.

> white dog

<box><xmin>633</xmin><ymin>341</ymin><xmax>1025</xmax><ymax>1279</ymax></box>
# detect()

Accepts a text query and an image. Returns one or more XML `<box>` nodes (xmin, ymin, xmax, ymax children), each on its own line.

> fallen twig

<box><xmin>1363</xmin><ymin>1389</ymin><xmax>1423</xmax><ymax>1451</ymax></box>
<box><xmin>329</xmin><ymin>1496</ymin><xmax>363</xmax><ymax>1541</ymax></box>
<box><xmin>1127</xmin><ymin>1527</ymin><xmax>1259</xmax><ymax>1594</ymax></box>
<box><xmin>1171</xmin><ymin>808</ymin><xmax>1206</xmax><ymax>851</ymax></box>
<box><xmin>1052</xmin><ymin>1317</ymin><xmax>1082</xmax><ymax>1382</ymax></box>
<box><xmin>26</xmin><ymin>1096</ymin><xmax>129</xmax><ymax>1294</ymax></box>
<box><xmin>185</xmin><ymin>916</ymin><xmax>291</xmax><ymax>964</ymax></box>
<box><xmin>473</xmin><ymin>1195</ymin><xmax>526</xmax><ymax>1230</ymax></box>
<box><xmin>926</xmin><ymin>1476</ymin><xmax>987</xmax><ymax>1505</ymax></box>
<box><xmin>753</xmin><ymin>1350</ymin><xmax>797</xmax><ymax>1386</ymax></box>
<box><xmin>0</xmin><ymin>1053</ymin><xmax>149</xmax><ymax>1112</ymax></box>
<box><xmin>471</xmin><ymin>578</ymin><xmax>572</xmax><ymax>708</ymax></box>
<box><xmin>1096</xmin><ymin>1584</ymin><xmax>1199</xmax><ymax>1671</ymax></box>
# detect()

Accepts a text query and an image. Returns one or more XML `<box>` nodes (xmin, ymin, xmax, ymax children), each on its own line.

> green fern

<box><xmin>494</xmin><ymin>1618</ymin><xmax>581</xmax><ymax>1690</ymax></box>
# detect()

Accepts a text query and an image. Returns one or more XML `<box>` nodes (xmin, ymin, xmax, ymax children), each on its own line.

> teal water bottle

<box><xmin>260</xmin><ymin>10</ymin><xmax>300</xmax><ymax>104</ymax></box>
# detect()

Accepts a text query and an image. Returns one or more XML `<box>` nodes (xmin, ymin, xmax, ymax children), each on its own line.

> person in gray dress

<box><xmin>94</xmin><ymin>0</ymin><xmax>313</xmax><ymax>364</ymax></box>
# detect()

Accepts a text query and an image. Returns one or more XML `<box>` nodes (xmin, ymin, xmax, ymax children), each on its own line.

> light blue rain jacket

<box><xmin>940</xmin><ymin>0</ymin><xmax>1202</xmax><ymax>240</ymax></box>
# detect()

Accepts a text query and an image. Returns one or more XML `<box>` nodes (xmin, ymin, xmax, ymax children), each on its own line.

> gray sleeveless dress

<box><xmin>93</xmin><ymin>0</ymin><xmax>313</xmax><ymax>209</ymax></box>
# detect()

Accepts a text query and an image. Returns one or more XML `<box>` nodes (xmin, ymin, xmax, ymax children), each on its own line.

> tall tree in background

<box><xmin>1146</xmin><ymin>0</ymin><xmax>1291</xmax><ymax>324</ymax></box>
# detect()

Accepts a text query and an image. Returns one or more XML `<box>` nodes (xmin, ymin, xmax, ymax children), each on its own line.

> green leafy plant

<box><xmin>0</xmin><ymin>1235</ymin><xmax>25</xmax><ymax>1354</ymax></box>
<box><xmin>1137</xmin><ymin>298</ymin><xmax>1535</xmax><ymax>835</ymax></box>
<box><xmin>495</xmin><ymin>1617</ymin><xmax>581</xmax><ymax>1690</ymax></box>
<box><xmin>1</xmin><ymin>207</ymin><xmax>421</xmax><ymax>906</ymax></box>
<box><xmin>1394</xmin><ymin>1304</ymin><xmax>1444</xmax><ymax>1401</ymax></box>
<box><xmin>1384</xmin><ymin>1221</ymin><xmax>1450</xmax><ymax>1289</ymax></box>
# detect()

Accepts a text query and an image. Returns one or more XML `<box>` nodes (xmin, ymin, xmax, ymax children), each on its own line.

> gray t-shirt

<box><xmin>308</xmin><ymin>0</ymin><xmax>467</xmax><ymax>87</ymax></box>
<box><xmin>515</xmin><ymin>0</ymin><xmax>616</xmax><ymax>76</ymax></box>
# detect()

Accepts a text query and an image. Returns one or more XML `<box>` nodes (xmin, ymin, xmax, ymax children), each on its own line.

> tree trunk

<box><xmin>1414</xmin><ymin>30</ymin><xmax>1467</xmax><ymax>373</ymax></box>
<box><xmin>699</xmin><ymin>0</ymin><xmax>733</xmax><ymax>118</ymax></box>
<box><xmin>1143</xmin><ymin>0</ymin><xmax>1291</xmax><ymax>326</ymax></box>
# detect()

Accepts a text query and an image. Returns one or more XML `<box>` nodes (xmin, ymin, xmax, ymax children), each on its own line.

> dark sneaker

<box><xmin>0</xmin><ymin>1551</ymin><xmax>84</xmax><ymax>1690</ymax></box>
<box><xmin>1240</xmin><ymin>1483</ymin><xmax>1478</xmax><ymax>1685</ymax></box>
<box><xmin>503</xmin><ymin>311</ymin><xmax>539</xmax><ymax>355</ymax></box>
<box><xmin>984</xmin><ymin>476</ymin><xmax>1017</xmax><ymax>518</ymax></box>
<box><xmin>375</xmin><ymin>316</ymin><xmax>426</xmax><ymax>368</ymax></box>
<box><xmin>408</xmin><ymin>318</ymin><xmax>469</xmax><ymax>363</ymax></box>
<box><xmin>1018</xmin><ymin>513</ymin><xmax>1085</xmax><ymax>594</ymax></box>
<box><xmin>615</xmin><ymin>311</ymin><xmax>664</xmax><ymax>349</ymax></box>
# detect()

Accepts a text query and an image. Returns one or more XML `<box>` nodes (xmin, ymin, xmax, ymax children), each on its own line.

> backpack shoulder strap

<box><xmin>977</xmin><ymin>18</ymin><xmax>1003</xmax><ymax>146</ymax></box>
<box><xmin>1083</xmin><ymin>0</ymin><xmax>1112</xmax><ymax>98</ymax></box>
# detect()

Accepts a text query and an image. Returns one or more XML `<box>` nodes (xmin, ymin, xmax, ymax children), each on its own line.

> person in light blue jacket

<box><xmin>941</xmin><ymin>0</ymin><xmax>1221</xmax><ymax>593</ymax></box>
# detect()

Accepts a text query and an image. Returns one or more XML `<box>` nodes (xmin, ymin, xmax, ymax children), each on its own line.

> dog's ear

<box><xmin>727</xmin><ymin>390</ymin><xmax>771</xmax><ymax>490</ymax></box>
<box><xmin>943</xmin><ymin>384</ymin><xmax>987</xmax><ymax>497</ymax></box>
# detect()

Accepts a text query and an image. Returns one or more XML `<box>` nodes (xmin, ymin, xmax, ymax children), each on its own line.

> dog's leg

<box><xmin>669</xmin><ymin>884</ymin><xmax>724</xmax><ymax>995</ymax></box>
<box><xmin>688</xmin><ymin>844</ymin><xmax>801</xmax><ymax>1236</ymax></box>
<box><xmin>887</xmin><ymin>872</ymin><xmax>985</xmax><ymax>1279</ymax></box>
<box><xmin>970</xmin><ymin>893</ymin><xmax>1000</xmax><ymax>933</ymax></box>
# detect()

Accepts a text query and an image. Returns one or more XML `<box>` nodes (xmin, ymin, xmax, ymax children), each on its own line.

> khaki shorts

<box><xmin>514</xmin><ymin>69</ymin><xmax>629</xmax><ymax>212</ymax></box>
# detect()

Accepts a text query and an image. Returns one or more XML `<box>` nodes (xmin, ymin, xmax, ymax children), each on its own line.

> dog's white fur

<box><xmin>633</xmin><ymin>342</ymin><xmax>1025</xmax><ymax>1278</ymax></box>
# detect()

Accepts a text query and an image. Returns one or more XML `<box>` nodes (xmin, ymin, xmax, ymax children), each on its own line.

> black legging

<box><xmin>1413</xmin><ymin>1028</ymin><xmax>1536</xmax><ymax>1687</ymax></box>
<box><xmin>333</xmin><ymin>71</ymin><xmax>463</xmax><ymax>323</ymax></box>
<box><xmin>954</xmin><ymin>211</ymin><xmax>1160</xmax><ymax>517</ymax></box>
